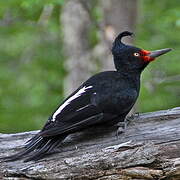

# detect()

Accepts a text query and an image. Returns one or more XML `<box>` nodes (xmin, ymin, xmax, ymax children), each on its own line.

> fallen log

<box><xmin>0</xmin><ymin>107</ymin><xmax>180</xmax><ymax>180</ymax></box>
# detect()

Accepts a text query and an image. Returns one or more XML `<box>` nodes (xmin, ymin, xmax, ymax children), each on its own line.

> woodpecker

<box><xmin>2</xmin><ymin>31</ymin><xmax>172</xmax><ymax>162</ymax></box>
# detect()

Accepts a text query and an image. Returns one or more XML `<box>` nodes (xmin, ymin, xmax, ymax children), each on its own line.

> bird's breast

<box><xmin>93</xmin><ymin>86</ymin><xmax>138</xmax><ymax>115</ymax></box>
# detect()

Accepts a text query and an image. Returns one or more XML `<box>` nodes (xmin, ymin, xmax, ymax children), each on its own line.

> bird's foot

<box><xmin>116</xmin><ymin>112</ymin><xmax>140</xmax><ymax>139</ymax></box>
<box><xmin>116</xmin><ymin>120</ymin><xmax>128</xmax><ymax>139</ymax></box>
<box><xmin>125</xmin><ymin>112</ymin><xmax>140</xmax><ymax>125</ymax></box>
<box><xmin>127</xmin><ymin>112</ymin><xmax>140</xmax><ymax>120</ymax></box>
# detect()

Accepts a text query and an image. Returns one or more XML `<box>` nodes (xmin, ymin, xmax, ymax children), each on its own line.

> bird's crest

<box><xmin>112</xmin><ymin>31</ymin><xmax>133</xmax><ymax>55</ymax></box>
<box><xmin>114</xmin><ymin>31</ymin><xmax>133</xmax><ymax>44</ymax></box>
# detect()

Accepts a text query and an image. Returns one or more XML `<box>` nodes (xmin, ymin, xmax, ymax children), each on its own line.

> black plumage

<box><xmin>1</xmin><ymin>31</ymin><xmax>171</xmax><ymax>162</ymax></box>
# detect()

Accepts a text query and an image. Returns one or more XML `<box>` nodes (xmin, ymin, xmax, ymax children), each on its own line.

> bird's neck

<box><xmin>114</xmin><ymin>57</ymin><xmax>142</xmax><ymax>82</ymax></box>
<box><xmin>117</xmin><ymin>69</ymin><xmax>141</xmax><ymax>91</ymax></box>
<box><xmin>117</xmin><ymin>67</ymin><xmax>142</xmax><ymax>75</ymax></box>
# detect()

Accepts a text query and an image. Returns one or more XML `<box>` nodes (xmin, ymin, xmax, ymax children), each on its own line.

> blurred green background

<box><xmin>0</xmin><ymin>0</ymin><xmax>179</xmax><ymax>133</ymax></box>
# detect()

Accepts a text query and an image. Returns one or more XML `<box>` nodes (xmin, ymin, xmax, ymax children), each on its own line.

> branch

<box><xmin>0</xmin><ymin>107</ymin><xmax>180</xmax><ymax>179</ymax></box>
<box><xmin>37</xmin><ymin>4</ymin><xmax>54</xmax><ymax>26</ymax></box>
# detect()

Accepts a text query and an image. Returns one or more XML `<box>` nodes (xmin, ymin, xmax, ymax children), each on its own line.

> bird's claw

<box><xmin>125</xmin><ymin>112</ymin><xmax>140</xmax><ymax>123</ymax></box>
<box><xmin>116</xmin><ymin>120</ymin><xmax>128</xmax><ymax>139</ymax></box>
<box><xmin>116</xmin><ymin>112</ymin><xmax>140</xmax><ymax>139</ymax></box>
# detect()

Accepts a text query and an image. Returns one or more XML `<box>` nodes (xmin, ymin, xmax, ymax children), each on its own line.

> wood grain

<box><xmin>0</xmin><ymin>107</ymin><xmax>180</xmax><ymax>179</ymax></box>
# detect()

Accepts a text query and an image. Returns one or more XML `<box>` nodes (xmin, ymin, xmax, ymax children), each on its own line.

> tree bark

<box><xmin>0</xmin><ymin>107</ymin><xmax>180</xmax><ymax>180</ymax></box>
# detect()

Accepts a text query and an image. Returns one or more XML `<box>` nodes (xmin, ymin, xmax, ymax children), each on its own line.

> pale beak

<box><xmin>149</xmin><ymin>48</ymin><xmax>172</xmax><ymax>58</ymax></box>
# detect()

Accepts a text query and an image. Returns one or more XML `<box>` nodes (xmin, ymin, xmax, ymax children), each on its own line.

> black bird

<box><xmin>2</xmin><ymin>31</ymin><xmax>172</xmax><ymax>162</ymax></box>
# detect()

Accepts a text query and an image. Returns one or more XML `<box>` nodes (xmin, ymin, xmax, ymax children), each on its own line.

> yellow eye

<box><xmin>134</xmin><ymin>52</ymin><xmax>140</xmax><ymax>57</ymax></box>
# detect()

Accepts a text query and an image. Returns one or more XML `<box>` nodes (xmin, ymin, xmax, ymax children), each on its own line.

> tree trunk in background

<box><xmin>61</xmin><ymin>0</ymin><xmax>93</xmax><ymax>95</ymax></box>
<box><xmin>61</xmin><ymin>0</ymin><xmax>138</xmax><ymax>97</ymax></box>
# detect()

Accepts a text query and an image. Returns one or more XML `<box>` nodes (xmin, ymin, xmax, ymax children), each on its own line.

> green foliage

<box><xmin>0</xmin><ymin>3</ymin><xmax>65</xmax><ymax>133</ymax></box>
<box><xmin>87</xmin><ymin>0</ymin><xmax>101</xmax><ymax>48</ymax></box>
<box><xmin>136</xmin><ymin>0</ymin><xmax>180</xmax><ymax>112</ymax></box>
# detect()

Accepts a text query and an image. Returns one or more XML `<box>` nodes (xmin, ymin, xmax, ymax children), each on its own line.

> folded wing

<box><xmin>40</xmin><ymin>85</ymin><xmax>103</xmax><ymax>137</ymax></box>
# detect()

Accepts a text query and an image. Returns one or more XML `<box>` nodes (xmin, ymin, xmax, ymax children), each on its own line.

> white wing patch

<box><xmin>52</xmin><ymin>86</ymin><xmax>93</xmax><ymax>121</ymax></box>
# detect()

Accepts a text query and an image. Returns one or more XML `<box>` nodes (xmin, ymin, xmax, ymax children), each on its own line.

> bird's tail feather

<box><xmin>0</xmin><ymin>134</ymin><xmax>66</xmax><ymax>162</ymax></box>
<box><xmin>24</xmin><ymin>137</ymin><xmax>64</xmax><ymax>162</ymax></box>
